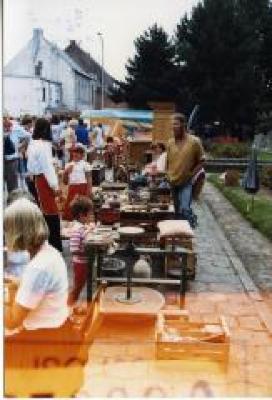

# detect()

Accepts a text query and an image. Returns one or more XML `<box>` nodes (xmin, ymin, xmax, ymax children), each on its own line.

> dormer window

<box><xmin>35</xmin><ymin>61</ymin><xmax>43</xmax><ymax>76</ymax></box>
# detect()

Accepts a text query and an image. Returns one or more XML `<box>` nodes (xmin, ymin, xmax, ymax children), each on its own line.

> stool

<box><xmin>157</xmin><ymin>220</ymin><xmax>196</xmax><ymax>280</ymax></box>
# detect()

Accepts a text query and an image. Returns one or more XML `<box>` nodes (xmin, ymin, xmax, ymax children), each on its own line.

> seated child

<box><xmin>4</xmin><ymin>198</ymin><xmax>69</xmax><ymax>333</ymax></box>
<box><xmin>68</xmin><ymin>195</ymin><xmax>95</xmax><ymax>305</ymax></box>
<box><xmin>63</xmin><ymin>143</ymin><xmax>92</xmax><ymax>221</ymax></box>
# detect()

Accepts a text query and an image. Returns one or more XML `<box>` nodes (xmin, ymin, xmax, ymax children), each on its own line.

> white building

<box><xmin>3</xmin><ymin>28</ymin><xmax>98</xmax><ymax>116</ymax></box>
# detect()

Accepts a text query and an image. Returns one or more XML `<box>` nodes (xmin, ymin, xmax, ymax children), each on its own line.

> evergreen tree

<box><xmin>109</xmin><ymin>24</ymin><xmax>177</xmax><ymax>108</ymax></box>
<box><xmin>175</xmin><ymin>0</ymin><xmax>271</xmax><ymax>135</ymax></box>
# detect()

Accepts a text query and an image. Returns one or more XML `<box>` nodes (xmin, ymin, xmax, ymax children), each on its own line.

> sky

<box><xmin>4</xmin><ymin>0</ymin><xmax>199</xmax><ymax>81</ymax></box>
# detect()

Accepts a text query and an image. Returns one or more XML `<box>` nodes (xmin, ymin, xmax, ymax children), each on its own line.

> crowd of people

<box><xmin>3</xmin><ymin>111</ymin><xmax>205</xmax><ymax>340</ymax></box>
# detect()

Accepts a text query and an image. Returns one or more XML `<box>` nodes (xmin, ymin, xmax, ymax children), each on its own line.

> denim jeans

<box><xmin>171</xmin><ymin>180</ymin><xmax>197</xmax><ymax>228</ymax></box>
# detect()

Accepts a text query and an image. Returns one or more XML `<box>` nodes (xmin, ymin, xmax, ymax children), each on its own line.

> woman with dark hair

<box><xmin>27</xmin><ymin>118</ymin><xmax>63</xmax><ymax>252</ymax></box>
<box><xmin>32</xmin><ymin>117</ymin><xmax>52</xmax><ymax>141</ymax></box>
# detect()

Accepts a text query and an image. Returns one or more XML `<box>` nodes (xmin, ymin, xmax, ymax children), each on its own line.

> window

<box><xmin>42</xmin><ymin>88</ymin><xmax>46</xmax><ymax>102</ymax></box>
<box><xmin>35</xmin><ymin>61</ymin><xmax>43</xmax><ymax>76</ymax></box>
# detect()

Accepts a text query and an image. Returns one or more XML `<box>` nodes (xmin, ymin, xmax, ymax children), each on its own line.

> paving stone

<box><xmin>203</xmin><ymin>182</ymin><xmax>272</xmax><ymax>311</ymax></box>
<box><xmin>232</xmin><ymin>329</ymin><xmax>272</xmax><ymax>344</ymax></box>
<box><xmin>238</xmin><ymin>316</ymin><xmax>265</xmax><ymax>331</ymax></box>
<box><xmin>221</xmin><ymin>315</ymin><xmax>239</xmax><ymax>330</ymax></box>
<box><xmin>201</xmin><ymin>313</ymin><xmax>221</xmax><ymax>324</ymax></box>
<box><xmin>225</xmin><ymin>381</ymin><xmax>248</xmax><ymax>397</ymax></box>
<box><xmin>195</xmin><ymin>272</ymin><xmax>240</xmax><ymax>285</ymax></box>
<box><xmin>246</xmin><ymin>363</ymin><xmax>272</xmax><ymax>386</ymax></box>
<box><xmin>246</xmin><ymin>383</ymin><xmax>272</xmax><ymax>397</ymax></box>
<box><xmin>200</xmin><ymin>292</ymin><xmax>228</xmax><ymax>303</ymax></box>
<box><xmin>207</xmin><ymin>282</ymin><xmax>245</xmax><ymax>293</ymax></box>
<box><xmin>216</xmin><ymin>302</ymin><xmax>257</xmax><ymax>317</ymax></box>
<box><xmin>231</xmin><ymin>329</ymin><xmax>258</xmax><ymax>343</ymax></box>
<box><xmin>185</xmin><ymin>300</ymin><xmax>217</xmax><ymax>314</ymax></box>
<box><xmin>188</xmin><ymin>281</ymin><xmax>211</xmax><ymax>293</ymax></box>
<box><xmin>228</xmin><ymin>343</ymin><xmax>248</xmax><ymax>363</ymax></box>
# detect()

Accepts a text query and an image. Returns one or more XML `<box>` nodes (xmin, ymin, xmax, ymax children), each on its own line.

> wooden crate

<box><xmin>4</xmin><ymin>286</ymin><xmax>103</xmax><ymax>398</ymax></box>
<box><xmin>127</xmin><ymin>139</ymin><xmax>152</xmax><ymax>166</ymax></box>
<box><xmin>155</xmin><ymin>311</ymin><xmax>230</xmax><ymax>369</ymax></box>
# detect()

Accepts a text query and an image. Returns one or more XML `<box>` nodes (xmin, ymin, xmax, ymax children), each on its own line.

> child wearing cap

<box><xmin>63</xmin><ymin>144</ymin><xmax>92</xmax><ymax>220</ymax></box>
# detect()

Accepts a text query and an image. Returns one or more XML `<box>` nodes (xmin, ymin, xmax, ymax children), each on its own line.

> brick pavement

<box><xmin>203</xmin><ymin>181</ymin><xmax>272</xmax><ymax>308</ymax></box>
<box><xmin>76</xmin><ymin>190</ymin><xmax>272</xmax><ymax>397</ymax></box>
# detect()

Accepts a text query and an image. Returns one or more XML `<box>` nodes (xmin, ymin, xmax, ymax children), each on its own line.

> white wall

<box><xmin>4</xmin><ymin>40</ymin><xmax>35</xmax><ymax>77</ymax></box>
<box><xmin>3</xmin><ymin>76</ymin><xmax>43</xmax><ymax>116</ymax></box>
<box><xmin>31</xmin><ymin>36</ymin><xmax>75</xmax><ymax>109</ymax></box>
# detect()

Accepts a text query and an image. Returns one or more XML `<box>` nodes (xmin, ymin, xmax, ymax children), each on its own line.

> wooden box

<box><xmin>128</xmin><ymin>139</ymin><xmax>152</xmax><ymax>166</ymax></box>
<box><xmin>4</xmin><ymin>286</ymin><xmax>103</xmax><ymax>398</ymax></box>
<box><xmin>155</xmin><ymin>311</ymin><xmax>230</xmax><ymax>369</ymax></box>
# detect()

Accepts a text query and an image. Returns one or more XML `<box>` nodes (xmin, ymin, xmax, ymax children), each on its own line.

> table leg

<box><xmin>86</xmin><ymin>246</ymin><xmax>96</xmax><ymax>302</ymax></box>
<box><xmin>180</xmin><ymin>253</ymin><xmax>187</xmax><ymax>308</ymax></box>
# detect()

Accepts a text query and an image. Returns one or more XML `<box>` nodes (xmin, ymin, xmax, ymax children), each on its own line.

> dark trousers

<box><xmin>25</xmin><ymin>176</ymin><xmax>39</xmax><ymax>204</ymax></box>
<box><xmin>44</xmin><ymin>214</ymin><xmax>63</xmax><ymax>253</ymax></box>
<box><xmin>4</xmin><ymin>160</ymin><xmax>18</xmax><ymax>193</ymax></box>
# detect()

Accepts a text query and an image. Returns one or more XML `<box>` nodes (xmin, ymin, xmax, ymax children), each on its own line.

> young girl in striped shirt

<box><xmin>68</xmin><ymin>196</ymin><xmax>95</xmax><ymax>305</ymax></box>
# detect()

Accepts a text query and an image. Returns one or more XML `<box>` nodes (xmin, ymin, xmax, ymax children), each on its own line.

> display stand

<box><xmin>116</xmin><ymin>226</ymin><xmax>144</xmax><ymax>304</ymax></box>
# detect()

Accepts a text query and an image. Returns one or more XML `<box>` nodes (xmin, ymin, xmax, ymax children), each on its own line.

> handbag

<box><xmin>192</xmin><ymin>168</ymin><xmax>206</xmax><ymax>200</ymax></box>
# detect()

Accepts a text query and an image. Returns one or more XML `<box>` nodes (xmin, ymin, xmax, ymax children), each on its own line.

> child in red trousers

<box><xmin>63</xmin><ymin>144</ymin><xmax>92</xmax><ymax>221</ymax></box>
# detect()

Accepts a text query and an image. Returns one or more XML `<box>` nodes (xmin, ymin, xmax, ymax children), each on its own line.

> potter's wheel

<box><xmin>118</xmin><ymin>226</ymin><xmax>144</xmax><ymax>236</ymax></box>
<box><xmin>115</xmin><ymin>292</ymin><xmax>142</xmax><ymax>304</ymax></box>
<box><xmin>100</xmin><ymin>286</ymin><xmax>165</xmax><ymax>316</ymax></box>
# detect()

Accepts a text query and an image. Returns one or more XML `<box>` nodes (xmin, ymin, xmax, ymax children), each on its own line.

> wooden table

<box><xmin>120</xmin><ymin>207</ymin><xmax>174</xmax><ymax>227</ymax></box>
<box><xmin>101</xmin><ymin>182</ymin><xmax>128</xmax><ymax>191</ymax></box>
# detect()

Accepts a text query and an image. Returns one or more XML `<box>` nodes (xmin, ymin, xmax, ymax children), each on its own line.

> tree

<box><xmin>256</xmin><ymin>1</ymin><xmax>272</xmax><ymax>132</ymax></box>
<box><xmin>174</xmin><ymin>0</ymin><xmax>272</xmax><ymax>136</ymax></box>
<box><xmin>109</xmin><ymin>24</ymin><xmax>178</xmax><ymax>108</ymax></box>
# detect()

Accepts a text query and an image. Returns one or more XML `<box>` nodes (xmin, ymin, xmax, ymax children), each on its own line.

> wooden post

<box><xmin>148</xmin><ymin>102</ymin><xmax>176</xmax><ymax>144</ymax></box>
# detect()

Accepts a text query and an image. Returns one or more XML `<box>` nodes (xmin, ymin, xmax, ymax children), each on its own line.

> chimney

<box><xmin>33</xmin><ymin>28</ymin><xmax>43</xmax><ymax>39</ymax></box>
<box><xmin>32</xmin><ymin>28</ymin><xmax>43</xmax><ymax>60</ymax></box>
<box><xmin>70</xmin><ymin>40</ymin><xmax>76</xmax><ymax>47</ymax></box>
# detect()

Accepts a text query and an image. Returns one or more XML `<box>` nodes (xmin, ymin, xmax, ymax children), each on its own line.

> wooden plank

<box><xmin>135</xmin><ymin>246</ymin><xmax>194</xmax><ymax>255</ymax></box>
<box><xmin>97</xmin><ymin>277</ymin><xmax>182</xmax><ymax>285</ymax></box>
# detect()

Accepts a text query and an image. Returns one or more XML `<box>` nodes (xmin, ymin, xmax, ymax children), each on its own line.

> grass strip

<box><xmin>208</xmin><ymin>174</ymin><xmax>272</xmax><ymax>241</ymax></box>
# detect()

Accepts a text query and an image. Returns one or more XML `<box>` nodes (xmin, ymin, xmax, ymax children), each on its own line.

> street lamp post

<box><xmin>97</xmin><ymin>32</ymin><xmax>104</xmax><ymax>109</ymax></box>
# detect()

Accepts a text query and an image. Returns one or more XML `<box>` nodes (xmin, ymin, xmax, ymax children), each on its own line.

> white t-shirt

<box><xmin>27</xmin><ymin>139</ymin><xmax>59</xmax><ymax>190</ymax></box>
<box><xmin>67</xmin><ymin>159</ymin><xmax>91</xmax><ymax>185</ymax></box>
<box><xmin>142</xmin><ymin>152</ymin><xmax>167</xmax><ymax>175</ymax></box>
<box><xmin>15</xmin><ymin>242</ymin><xmax>69</xmax><ymax>330</ymax></box>
<box><xmin>155</xmin><ymin>152</ymin><xmax>167</xmax><ymax>173</ymax></box>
